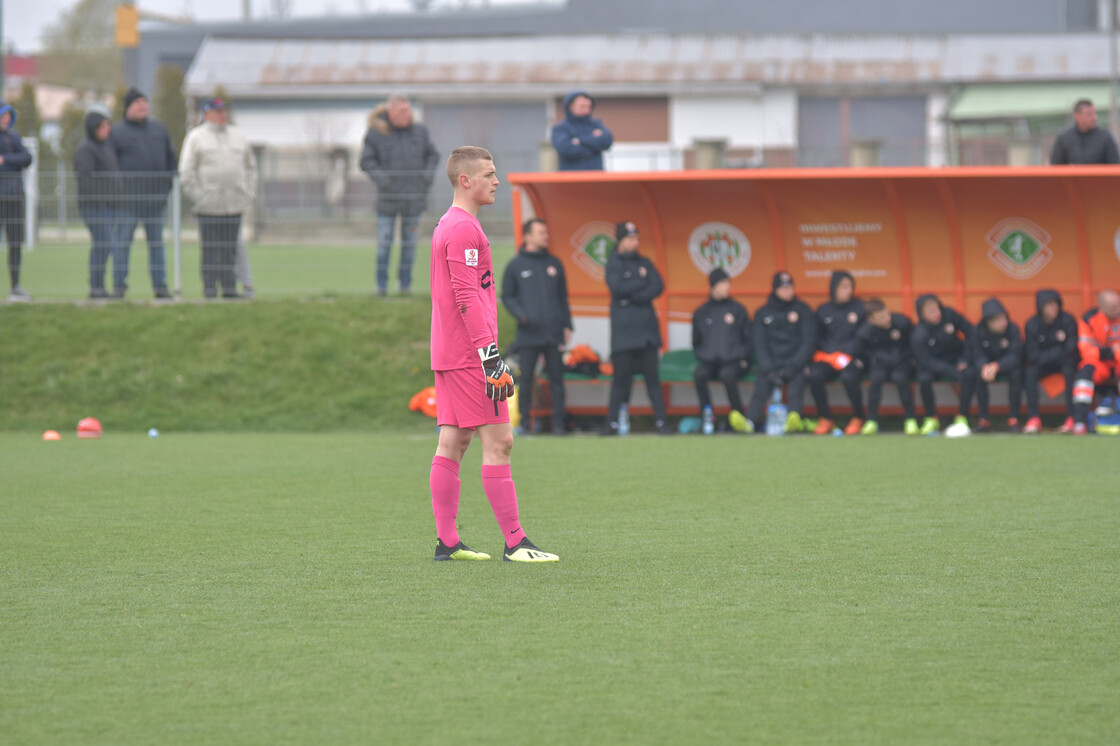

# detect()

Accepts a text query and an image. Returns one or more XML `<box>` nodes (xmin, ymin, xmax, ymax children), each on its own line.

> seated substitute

<box><xmin>692</xmin><ymin>268</ymin><xmax>753</xmax><ymax>433</ymax></box>
<box><xmin>746</xmin><ymin>271</ymin><xmax>816</xmax><ymax>433</ymax></box>
<box><xmin>1072</xmin><ymin>289</ymin><xmax>1120</xmax><ymax>435</ymax></box>
<box><xmin>501</xmin><ymin>218</ymin><xmax>573</xmax><ymax>436</ymax></box>
<box><xmin>808</xmin><ymin>270</ymin><xmax>867</xmax><ymax>435</ymax></box>
<box><xmin>970</xmin><ymin>298</ymin><xmax>1024</xmax><ymax>433</ymax></box>
<box><xmin>1023</xmin><ymin>289</ymin><xmax>1079</xmax><ymax>434</ymax></box>
<box><xmin>910</xmin><ymin>293</ymin><xmax>976</xmax><ymax>435</ymax></box>
<box><xmin>857</xmin><ymin>298</ymin><xmax>919</xmax><ymax>435</ymax></box>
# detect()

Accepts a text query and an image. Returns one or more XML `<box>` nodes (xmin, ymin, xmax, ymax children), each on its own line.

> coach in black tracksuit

<box><xmin>911</xmin><ymin>293</ymin><xmax>976</xmax><ymax>422</ymax></box>
<box><xmin>746</xmin><ymin>271</ymin><xmax>816</xmax><ymax>430</ymax></box>
<box><xmin>807</xmin><ymin>270</ymin><xmax>866</xmax><ymax>429</ymax></box>
<box><xmin>1023</xmin><ymin>288</ymin><xmax>1079</xmax><ymax>426</ymax></box>
<box><xmin>501</xmin><ymin>218</ymin><xmax>573</xmax><ymax>435</ymax></box>
<box><xmin>970</xmin><ymin>298</ymin><xmax>1024</xmax><ymax>429</ymax></box>
<box><xmin>858</xmin><ymin>298</ymin><xmax>917</xmax><ymax>425</ymax></box>
<box><xmin>692</xmin><ymin>268</ymin><xmax>752</xmax><ymax>421</ymax></box>
<box><xmin>604</xmin><ymin>220</ymin><xmax>670</xmax><ymax>434</ymax></box>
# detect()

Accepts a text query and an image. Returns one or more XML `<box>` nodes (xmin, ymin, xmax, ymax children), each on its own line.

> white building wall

<box><xmin>669</xmin><ymin>89</ymin><xmax>798</xmax><ymax>151</ymax></box>
<box><xmin>229</xmin><ymin>105</ymin><xmax>387</xmax><ymax>151</ymax></box>
<box><xmin>926</xmin><ymin>91</ymin><xmax>950</xmax><ymax>167</ymax></box>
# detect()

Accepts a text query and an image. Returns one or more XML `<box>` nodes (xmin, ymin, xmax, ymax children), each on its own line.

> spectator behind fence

<box><xmin>746</xmin><ymin>271</ymin><xmax>816</xmax><ymax>434</ymax></box>
<box><xmin>0</xmin><ymin>101</ymin><xmax>33</xmax><ymax>302</ymax></box>
<box><xmin>360</xmin><ymin>94</ymin><xmax>440</xmax><ymax>296</ymax></box>
<box><xmin>110</xmin><ymin>88</ymin><xmax>176</xmax><ymax>299</ymax></box>
<box><xmin>857</xmin><ymin>298</ymin><xmax>919</xmax><ymax>435</ymax></box>
<box><xmin>74</xmin><ymin>110</ymin><xmax>125</xmax><ymax>299</ymax></box>
<box><xmin>1050</xmin><ymin>99</ymin><xmax>1120</xmax><ymax>165</ymax></box>
<box><xmin>1023</xmin><ymin>289</ymin><xmax>1078</xmax><ymax>434</ymax></box>
<box><xmin>180</xmin><ymin>98</ymin><xmax>257</xmax><ymax>299</ymax></box>
<box><xmin>603</xmin><ymin>221</ymin><xmax>671</xmax><ymax>435</ymax></box>
<box><xmin>551</xmin><ymin>91</ymin><xmax>613</xmax><ymax>171</ymax></box>
<box><xmin>911</xmin><ymin>293</ymin><xmax>976</xmax><ymax>435</ymax></box>
<box><xmin>1072</xmin><ymin>289</ymin><xmax>1120</xmax><ymax>435</ymax></box>
<box><xmin>808</xmin><ymin>270</ymin><xmax>867</xmax><ymax>435</ymax></box>
<box><xmin>501</xmin><ymin>218</ymin><xmax>573</xmax><ymax>436</ymax></box>
<box><xmin>691</xmin><ymin>268</ymin><xmax>753</xmax><ymax>433</ymax></box>
<box><xmin>970</xmin><ymin>298</ymin><xmax>1024</xmax><ymax>433</ymax></box>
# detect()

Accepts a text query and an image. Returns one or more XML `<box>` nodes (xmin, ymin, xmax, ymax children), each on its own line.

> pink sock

<box><xmin>430</xmin><ymin>455</ymin><xmax>461</xmax><ymax>546</ymax></box>
<box><xmin>481</xmin><ymin>464</ymin><xmax>526</xmax><ymax>548</ymax></box>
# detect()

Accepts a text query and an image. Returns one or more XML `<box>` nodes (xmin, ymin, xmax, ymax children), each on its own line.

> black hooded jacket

<box><xmin>816</xmin><ymin>270</ymin><xmax>865</xmax><ymax>356</ymax></box>
<box><xmin>971</xmin><ymin>298</ymin><xmax>1023</xmax><ymax>371</ymax></box>
<box><xmin>0</xmin><ymin>103</ymin><xmax>32</xmax><ymax>197</ymax></box>
<box><xmin>605</xmin><ymin>248</ymin><xmax>663</xmax><ymax>353</ymax></box>
<box><xmin>753</xmin><ymin>287</ymin><xmax>816</xmax><ymax>374</ymax></box>
<box><xmin>858</xmin><ymin>312</ymin><xmax>913</xmax><ymax>370</ymax></box>
<box><xmin>911</xmin><ymin>294</ymin><xmax>973</xmax><ymax>375</ymax></box>
<box><xmin>692</xmin><ymin>295</ymin><xmax>751</xmax><ymax>365</ymax></box>
<box><xmin>501</xmin><ymin>246</ymin><xmax>573</xmax><ymax>349</ymax></box>
<box><xmin>73</xmin><ymin>111</ymin><xmax>123</xmax><ymax>209</ymax></box>
<box><xmin>109</xmin><ymin>115</ymin><xmax>177</xmax><ymax>198</ymax></box>
<box><xmin>1024</xmin><ymin>289</ymin><xmax>1079</xmax><ymax>368</ymax></box>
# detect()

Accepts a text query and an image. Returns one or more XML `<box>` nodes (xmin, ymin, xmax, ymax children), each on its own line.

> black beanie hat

<box><xmin>122</xmin><ymin>88</ymin><xmax>146</xmax><ymax>112</ymax></box>
<box><xmin>615</xmin><ymin>221</ymin><xmax>638</xmax><ymax>241</ymax></box>
<box><xmin>772</xmin><ymin>270</ymin><xmax>793</xmax><ymax>290</ymax></box>
<box><xmin>708</xmin><ymin>268</ymin><xmax>730</xmax><ymax>287</ymax></box>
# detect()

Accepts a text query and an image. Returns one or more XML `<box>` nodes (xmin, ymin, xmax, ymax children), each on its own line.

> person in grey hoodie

<box><xmin>0</xmin><ymin>101</ymin><xmax>33</xmax><ymax>301</ymax></box>
<box><xmin>74</xmin><ymin>110</ymin><xmax>125</xmax><ymax>298</ymax></box>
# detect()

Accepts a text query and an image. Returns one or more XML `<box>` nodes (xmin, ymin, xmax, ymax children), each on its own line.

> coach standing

<box><xmin>1050</xmin><ymin>99</ymin><xmax>1120</xmax><ymax>165</ymax></box>
<box><xmin>551</xmin><ymin>91</ymin><xmax>614</xmax><ymax>171</ymax></box>
<box><xmin>360</xmin><ymin>94</ymin><xmax>440</xmax><ymax>296</ymax></box>
<box><xmin>501</xmin><ymin>218</ymin><xmax>573</xmax><ymax>435</ymax></box>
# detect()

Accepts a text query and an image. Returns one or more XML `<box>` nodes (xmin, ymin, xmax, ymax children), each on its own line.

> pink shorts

<box><xmin>434</xmin><ymin>367</ymin><xmax>510</xmax><ymax>429</ymax></box>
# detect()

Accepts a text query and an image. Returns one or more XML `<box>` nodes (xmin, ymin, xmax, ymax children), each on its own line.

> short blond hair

<box><xmin>446</xmin><ymin>146</ymin><xmax>493</xmax><ymax>187</ymax></box>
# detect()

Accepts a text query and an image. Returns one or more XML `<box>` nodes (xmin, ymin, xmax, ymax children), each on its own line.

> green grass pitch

<box><xmin>2</xmin><ymin>432</ymin><xmax>1118</xmax><ymax>745</ymax></box>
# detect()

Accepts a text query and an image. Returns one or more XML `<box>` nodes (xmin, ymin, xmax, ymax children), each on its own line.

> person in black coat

<box><xmin>970</xmin><ymin>298</ymin><xmax>1024</xmax><ymax>432</ymax></box>
<box><xmin>911</xmin><ymin>293</ymin><xmax>976</xmax><ymax>434</ymax></box>
<box><xmin>0</xmin><ymin>102</ymin><xmax>33</xmax><ymax>301</ymax></box>
<box><xmin>857</xmin><ymin>298</ymin><xmax>918</xmax><ymax>434</ymax></box>
<box><xmin>360</xmin><ymin>94</ymin><xmax>440</xmax><ymax>295</ymax></box>
<box><xmin>807</xmin><ymin>270</ymin><xmax>867</xmax><ymax>435</ymax></box>
<box><xmin>746</xmin><ymin>271</ymin><xmax>816</xmax><ymax>432</ymax></box>
<box><xmin>501</xmin><ymin>218</ymin><xmax>573</xmax><ymax>435</ymax></box>
<box><xmin>1050</xmin><ymin>99</ymin><xmax>1120</xmax><ymax>165</ymax></box>
<box><xmin>1022</xmin><ymin>288</ymin><xmax>1079</xmax><ymax>433</ymax></box>
<box><xmin>74</xmin><ymin>110</ymin><xmax>125</xmax><ymax>299</ymax></box>
<box><xmin>603</xmin><ymin>220</ymin><xmax>670</xmax><ymax>434</ymax></box>
<box><xmin>691</xmin><ymin>268</ymin><xmax>752</xmax><ymax>432</ymax></box>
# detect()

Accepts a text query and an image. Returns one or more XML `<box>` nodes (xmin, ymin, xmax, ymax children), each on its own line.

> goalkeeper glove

<box><xmin>478</xmin><ymin>343</ymin><xmax>515</xmax><ymax>402</ymax></box>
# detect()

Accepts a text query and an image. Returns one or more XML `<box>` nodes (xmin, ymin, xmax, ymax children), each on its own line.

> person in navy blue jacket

<box><xmin>551</xmin><ymin>91</ymin><xmax>613</xmax><ymax>171</ymax></box>
<box><xmin>0</xmin><ymin>102</ymin><xmax>33</xmax><ymax>302</ymax></box>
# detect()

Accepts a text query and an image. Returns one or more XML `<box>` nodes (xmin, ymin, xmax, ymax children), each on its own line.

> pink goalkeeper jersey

<box><xmin>430</xmin><ymin>206</ymin><xmax>499</xmax><ymax>371</ymax></box>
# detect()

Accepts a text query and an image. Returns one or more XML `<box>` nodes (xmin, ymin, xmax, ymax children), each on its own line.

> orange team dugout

<box><xmin>507</xmin><ymin>165</ymin><xmax>1120</xmax><ymax>417</ymax></box>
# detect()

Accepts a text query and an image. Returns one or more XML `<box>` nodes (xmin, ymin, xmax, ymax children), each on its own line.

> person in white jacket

<box><xmin>179</xmin><ymin>98</ymin><xmax>257</xmax><ymax>299</ymax></box>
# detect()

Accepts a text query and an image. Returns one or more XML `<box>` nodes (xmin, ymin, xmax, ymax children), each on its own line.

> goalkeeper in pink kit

<box><xmin>428</xmin><ymin>146</ymin><xmax>559</xmax><ymax>563</ymax></box>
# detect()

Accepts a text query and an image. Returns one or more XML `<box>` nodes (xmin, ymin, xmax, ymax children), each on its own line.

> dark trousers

<box><xmin>119</xmin><ymin>201</ymin><xmax>168</xmax><ymax>290</ymax></box>
<box><xmin>976</xmin><ymin>367</ymin><xmax>1023</xmax><ymax>420</ymax></box>
<box><xmin>82</xmin><ymin>205</ymin><xmax>125</xmax><ymax>291</ymax></box>
<box><xmin>1025</xmin><ymin>359</ymin><xmax>1076</xmax><ymax>419</ymax></box>
<box><xmin>694</xmin><ymin>361</ymin><xmax>746</xmax><ymax>415</ymax></box>
<box><xmin>1</xmin><ymin>192</ymin><xmax>25</xmax><ymax>287</ymax></box>
<box><xmin>807</xmin><ymin>360</ymin><xmax>866</xmax><ymax>419</ymax></box>
<box><xmin>867</xmin><ymin>360</ymin><xmax>916</xmax><ymax>420</ymax></box>
<box><xmin>518</xmin><ymin>344</ymin><xmax>566</xmax><ymax>429</ymax></box>
<box><xmin>608</xmin><ymin>346</ymin><xmax>667</xmax><ymax>426</ymax></box>
<box><xmin>198</xmin><ymin>214</ymin><xmax>242</xmax><ymax>296</ymax></box>
<box><xmin>746</xmin><ymin>367</ymin><xmax>808</xmax><ymax>427</ymax></box>
<box><xmin>917</xmin><ymin>362</ymin><xmax>976</xmax><ymax>418</ymax></box>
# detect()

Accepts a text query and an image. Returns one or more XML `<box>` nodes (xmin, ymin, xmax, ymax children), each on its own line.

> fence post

<box><xmin>171</xmin><ymin>174</ymin><xmax>182</xmax><ymax>299</ymax></box>
<box><xmin>57</xmin><ymin>162</ymin><xmax>66</xmax><ymax>240</ymax></box>
<box><xmin>24</xmin><ymin>137</ymin><xmax>37</xmax><ymax>250</ymax></box>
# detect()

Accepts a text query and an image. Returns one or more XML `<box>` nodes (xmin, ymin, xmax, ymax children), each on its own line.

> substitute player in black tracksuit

<box><xmin>746</xmin><ymin>271</ymin><xmax>816</xmax><ymax>432</ymax></box>
<box><xmin>1022</xmin><ymin>288</ymin><xmax>1079</xmax><ymax>433</ymax></box>
<box><xmin>857</xmin><ymin>298</ymin><xmax>918</xmax><ymax>434</ymax></box>
<box><xmin>603</xmin><ymin>220</ymin><xmax>670</xmax><ymax>434</ymax></box>
<box><xmin>911</xmin><ymin>293</ymin><xmax>976</xmax><ymax>434</ymax></box>
<box><xmin>970</xmin><ymin>298</ymin><xmax>1024</xmax><ymax>432</ymax></box>
<box><xmin>501</xmin><ymin>218</ymin><xmax>573</xmax><ymax>435</ymax></box>
<box><xmin>807</xmin><ymin>270</ymin><xmax>867</xmax><ymax>435</ymax></box>
<box><xmin>692</xmin><ymin>268</ymin><xmax>752</xmax><ymax>432</ymax></box>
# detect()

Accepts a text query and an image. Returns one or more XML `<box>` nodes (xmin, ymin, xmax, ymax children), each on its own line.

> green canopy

<box><xmin>950</xmin><ymin>83</ymin><xmax>1116</xmax><ymax>120</ymax></box>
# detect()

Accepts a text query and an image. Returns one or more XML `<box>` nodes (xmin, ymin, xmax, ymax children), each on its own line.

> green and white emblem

<box><xmin>688</xmin><ymin>222</ymin><xmax>751</xmax><ymax>277</ymax></box>
<box><xmin>570</xmin><ymin>221</ymin><xmax>616</xmax><ymax>280</ymax></box>
<box><xmin>986</xmin><ymin>218</ymin><xmax>1053</xmax><ymax>280</ymax></box>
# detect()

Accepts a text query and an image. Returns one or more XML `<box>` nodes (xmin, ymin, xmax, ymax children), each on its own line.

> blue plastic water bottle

<box><xmin>618</xmin><ymin>404</ymin><xmax>631</xmax><ymax>436</ymax></box>
<box><xmin>702</xmin><ymin>405</ymin><xmax>715</xmax><ymax>436</ymax></box>
<box><xmin>765</xmin><ymin>388</ymin><xmax>787</xmax><ymax>437</ymax></box>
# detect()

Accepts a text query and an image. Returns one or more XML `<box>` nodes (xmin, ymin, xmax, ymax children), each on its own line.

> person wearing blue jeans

<box><xmin>117</xmin><ymin>201</ymin><xmax>167</xmax><ymax>295</ymax></box>
<box><xmin>74</xmin><ymin>110</ymin><xmax>126</xmax><ymax>298</ymax></box>
<box><xmin>377</xmin><ymin>213</ymin><xmax>420</xmax><ymax>293</ymax></box>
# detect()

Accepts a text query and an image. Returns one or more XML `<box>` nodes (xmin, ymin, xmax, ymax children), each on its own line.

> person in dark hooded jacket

<box><xmin>1022</xmin><ymin>288</ymin><xmax>1079</xmax><ymax>433</ymax></box>
<box><xmin>74</xmin><ymin>110</ymin><xmax>125</xmax><ymax>298</ymax></box>
<box><xmin>691</xmin><ymin>268</ymin><xmax>753</xmax><ymax>432</ymax></box>
<box><xmin>501</xmin><ymin>218</ymin><xmax>573</xmax><ymax>435</ymax></box>
<box><xmin>910</xmin><ymin>293</ymin><xmax>976</xmax><ymax>435</ymax></box>
<box><xmin>857</xmin><ymin>298</ymin><xmax>918</xmax><ymax>435</ymax></box>
<box><xmin>808</xmin><ymin>270</ymin><xmax>867</xmax><ymax>435</ymax></box>
<box><xmin>603</xmin><ymin>220</ymin><xmax>670</xmax><ymax>434</ymax></box>
<box><xmin>745</xmin><ymin>271</ymin><xmax>816</xmax><ymax>433</ymax></box>
<box><xmin>360</xmin><ymin>94</ymin><xmax>440</xmax><ymax>295</ymax></box>
<box><xmin>970</xmin><ymin>298</ymin><xmax>1024</xmax><ymax>432</ymax></box>
<box><xmin>551</xmin><ymin>91</ymin><xmax>614</xmax><ymax>171</ymax></box>
<box><xmin>0</xmin><ymin>101</ymin><xmax>33</xmax><ymax>301</ymax></box>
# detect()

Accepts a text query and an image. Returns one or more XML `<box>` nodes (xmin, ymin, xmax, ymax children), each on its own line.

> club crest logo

<box><xmin>890</xmin><ymin>329</ymin><xmax>902</xmax><ymax>341</ymax></box>
<box><xmin>788</xmin><ymin>311</ymin><xmax>799</xmax><ymax>323</ymax></box>
<box><xmin>724</xmin><ymin>313</ymin><xmax>735</xmax><ymax>325</ymax></box>
<box><xmin>847</xmin><ymin>311</ymin><xmax>859</xmax><ymax>324</ymax></box>
<box><xmin>465</xmin><ymin>248</ymin><xmax>479</xmax><ymax>267</ymax></box>
<box><xmin>986</xmin><ymin>218</ymin><xmax>1053</xmax><ymax>280</ymax></box>
<box><xmin>689</xmin><ymin>222</ymin><xmax>751</xmax><ymax>278</ymax></box>
<box><xmin>546</xmin><ymin>265</ymin><xmax>558</xmax><ymax>277</ymax></box>
<box><xmin>1056</xmin><ymin>330</ymin><xmax>1066</xmax><ymax>342</ymax></box>
<box><xmin>570</xmin><ymin>221</ymin><xmax>615</xmax><ymax>280</ymax></box>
